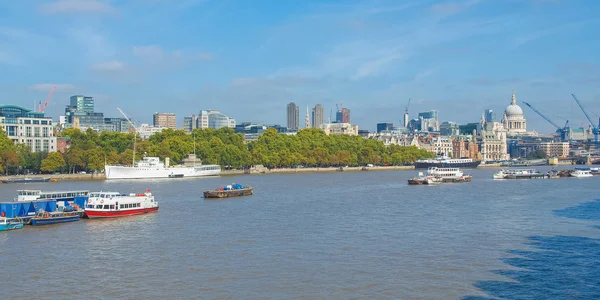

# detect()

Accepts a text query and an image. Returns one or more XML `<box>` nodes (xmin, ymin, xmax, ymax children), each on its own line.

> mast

<box><xmin>117</xmin><ymin>108</ymin><xmax>137</xmax><ymax>167</ymax></box>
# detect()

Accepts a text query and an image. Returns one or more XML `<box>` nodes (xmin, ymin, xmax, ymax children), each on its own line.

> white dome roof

<box><xmin>504</xmin><ymin>90</ymin><xmax>524</xmax><ymax>117</ymax></box>
<box><xmin>505</xmin><ymin>104</ymin><xmax>523</xmax><ymax>116</ymax></box>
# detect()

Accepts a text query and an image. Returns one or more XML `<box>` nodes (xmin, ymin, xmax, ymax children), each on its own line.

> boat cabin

<box><xmin>17</xmin><ymin>190</ymin><xmax>89</xmax><ymax>202</ymax></box>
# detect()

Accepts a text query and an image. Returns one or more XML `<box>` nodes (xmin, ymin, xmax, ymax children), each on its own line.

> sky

<box><xmin>1</xmin><ymin>0</ymin><xmax>599</xmax><ymax>133</ymax></box>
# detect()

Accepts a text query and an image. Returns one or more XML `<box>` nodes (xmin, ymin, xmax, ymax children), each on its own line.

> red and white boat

<box><xmin>84</xmin><ymin>190</ymin><xmax>159</xmax><ymax>218</ymax></box>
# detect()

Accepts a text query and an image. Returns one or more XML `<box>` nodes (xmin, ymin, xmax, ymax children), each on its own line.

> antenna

<box><xmin>117</xmin><ymin>108</ymin><xmax>137</xmax><ymax>166</ymax></box>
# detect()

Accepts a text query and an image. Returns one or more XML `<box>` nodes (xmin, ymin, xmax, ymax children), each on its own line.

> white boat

<box><xmin>84</xmin><ymin>190</ymin><xmax>159</xmax><ymax>218</ymax></box>
<box><xmin>408</xmin><ymin>172</ymin><xmax>443</xmax><ymax>185</ymax></box>
<box><xmin>493</xmin><ymin>169</ymin><xmax>548</xmax><ymax>180</ymax></box>
<box><xmin>427</xmin><ymin>167</ymin><xmax>472</xmax><ymax>182</ymax></box>
<box><xmin>105</xmin><ymin>108</ymin><xmax>221</xmax><ymax>180</ymax></box>
<box><xmin>570</xmin><ymin>168</ymin><xmax>593</xmax><ymax>178</ymax></box>
<box><xmin>104</xmin><ymin>156</ymin><xmax>220</xmax><ymax>179</ymax></box>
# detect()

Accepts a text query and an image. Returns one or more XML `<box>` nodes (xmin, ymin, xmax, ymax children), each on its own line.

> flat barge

<box><xmin>204</xmin><ymin>184</ymin><xmax>253</xmax><ymax>199</ymax></box>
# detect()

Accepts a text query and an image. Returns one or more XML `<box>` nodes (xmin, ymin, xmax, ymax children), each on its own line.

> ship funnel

<box><xmin>165</xmin><ymin>157</ymin><xmax>170</xmax><ymax>168</ymax></box>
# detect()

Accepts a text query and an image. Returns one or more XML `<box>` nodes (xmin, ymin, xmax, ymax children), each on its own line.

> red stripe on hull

<box><xmin>85</xmin><ymin>207</ymin><xmax>159</xmax><ymax>218</ymax></box>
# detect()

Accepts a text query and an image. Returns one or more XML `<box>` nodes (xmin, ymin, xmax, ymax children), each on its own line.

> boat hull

<box><xmin>0</xmin><ymin>224</ymin><xmax>24</xmax><ymax>231</ymax></box>
<box><xmin>204</xmin><ymin>187</ymin><xmax>254</xmax><ymax>198</ymax></box>
<box><xmin>415</xmin><ymin>161</ymin><xmax>481</xmax><ymax>169</ymax></box>
<box><xmin>31</xmin><ymin>215</ymin><xmax>80</xmax><ymax>226</ymax></box>
<box><xmin>104</xmin><ymin>165</ymin><xmax>220</xmax><ymax>179</ymax></box>
<box><xmin>2</xmin><ymin>178</ymin><xmax>51</xmax><ymax>184</ymax></box>
<box><xmin>85</xmin><ymin>207</ymin><xmax>159</xmax><ymax>218</ymax></box>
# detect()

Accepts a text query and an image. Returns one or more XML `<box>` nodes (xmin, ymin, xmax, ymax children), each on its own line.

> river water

<box><xmin>1</xmin><ymin>167</ymin><xmax>599</xmax><ymax>299</ymax></box>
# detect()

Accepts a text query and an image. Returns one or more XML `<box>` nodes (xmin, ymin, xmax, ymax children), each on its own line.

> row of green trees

<box><xmin>0</xmin><ymin>127</ymin><xmax>434</xmax><ymax>174</ymax></box>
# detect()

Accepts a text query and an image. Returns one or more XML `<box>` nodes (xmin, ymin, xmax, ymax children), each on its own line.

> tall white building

<box><xmin>0</xmin><ymin>105</ymin><xmax>57</xmax><ymax>153</ymax></box>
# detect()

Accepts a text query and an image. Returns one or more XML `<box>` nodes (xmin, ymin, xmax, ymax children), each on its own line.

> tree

<box><xmin>528</xmin><ymin>150</ymin><xmax>547</xmax><ymax>159</ymax></box>
<box><xmin>41</xmin><ymin>152</ymin><xmax>66</xmax><ymax>173</ymax></box>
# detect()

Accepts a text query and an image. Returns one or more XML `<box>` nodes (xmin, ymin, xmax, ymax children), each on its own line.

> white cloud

<box><xmin>90</xmin><ymin>60</ymin><xmax>125</xmax><ymax>72</ymax></box>
<box><xmin>39</xmin><ymin>0</ymin><xmax>117</xmax><ymax>14</ymax></box>
<box><xmin>29</xmin><ymin>83</ymin><xmax>75</xmax><ymax>92</ymax></box>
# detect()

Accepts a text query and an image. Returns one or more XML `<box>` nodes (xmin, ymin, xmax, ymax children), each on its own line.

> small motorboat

<box><xmin>204</xmin><ymin>184</ymin><xmax>254</xmax><ymax>199</ymax></box>
<box><xmin>31</xmin><ymin>211</ymin><xmax>80</xmax><ymax>226</ymax></box>
<box><xmin>0</xmin><ymin>217</ymin><xmax>24</xmax><ymax>231</ymax></box>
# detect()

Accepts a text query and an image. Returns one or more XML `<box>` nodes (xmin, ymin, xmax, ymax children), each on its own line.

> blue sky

<box><xmin>1</xmin><ymin>0</ymin><xmax>599</xmax><ymax>133</ymax></box>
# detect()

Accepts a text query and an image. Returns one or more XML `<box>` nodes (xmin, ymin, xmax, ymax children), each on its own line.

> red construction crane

<box><xmin>38</xmin><ymin>86</ymin><xmax>56</xmax><ymax>113</ymax></box>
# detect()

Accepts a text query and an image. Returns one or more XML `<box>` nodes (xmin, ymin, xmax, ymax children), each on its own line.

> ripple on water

<box><xmin>1</xmin><ymin>168</ymin><xmax>599</xmax><ymax>299</ymax></box>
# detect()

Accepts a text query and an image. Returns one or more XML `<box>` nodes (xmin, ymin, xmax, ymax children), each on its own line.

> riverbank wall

<box><xmin>0</xmin><ymin>173</ymin><xmax>106</xmax><ymax>183</ymax></box>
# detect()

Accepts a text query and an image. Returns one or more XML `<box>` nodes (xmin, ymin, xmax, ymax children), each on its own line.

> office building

<box><xmin>377</xmin><ymin>123</ymin><xmax>393</xmax><ymax>133</ymax></box>
<box><xmin>153</xmin><ymin>112</ymin><xmax>177</xmax><ymax>129</ymax></box>
<box><xmin>184</xmin><ymin>110</ymin><xmax>235</xmax><ymax>132</ymax></box>
<box><xmin>312</xmin><ymin>104</ymin><xmax>324</xmax><ymax>129</ymax></box>
<box><xmin>485</xmin><ymin>109</ymin><xmax>495</xmax><ymax>123</ymax></box>
<box><xmin>0</xmin><ymin>105</ymin><xmax>57</xmax><ymax>153</ymax></box>
<box><xmin>287</xmin><ymin>102</ymin><xmax>299</xmax><ymax>131</ymax></box>
<box><xmin>69</xmin><ymin>95</ymin><xmax>94</xmax><ymax>112</ymax></box>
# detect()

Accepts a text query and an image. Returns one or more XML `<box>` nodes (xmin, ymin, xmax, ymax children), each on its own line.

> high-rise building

<box><xmin>377</xmin><ymin>123</ymin><xmax>393</xmax><ymax>133</ymax></box>
<box><xmin>336</xmin><ymin>108</ymin><xmax>351</xmax><ymax>123</ymax></box>
<box><xmin>69</xmin><ymin>95</ymin><xmax>94</xmax><ymax>112</ymax></box>
<box><xmin>287</xmin><ymin>102</ymin><xmax>299</xmax><ymax>131</ymax></box>
<box><xmin>485</xmin><ymin>109</ymin><xmax>495</xmax><ymax>123</ymax></box>
<box><xmin>153</xmin><ymin>112</ymin><xmax>177</xmax><ymax>129</ymax></box>
<box><xmin>183</xmin><ymin>110</ymin><xmax>235</xmax><ymax>132</ymax></box>
<box><xmin>0</xmin><ymin>105</ymin><xmax>57</xmax><ymax>152</ymax></box>
<box><xmin>311</xmin><ymin>104</ymin><xmax>324</xmax><ymax>128</ymax></box>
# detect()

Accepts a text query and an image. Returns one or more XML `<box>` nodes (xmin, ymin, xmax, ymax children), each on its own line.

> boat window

<box><xmin>103</xmin><ymin>205</ymin><xmax>110</xmax><ymax>209</ymax></box>
<box><xmin>137</xmin><ymin>203</ymin><xmax>140</xmax><ymax>207</ymax></box>
<box><xmin>110</xmin><ymin>205</ymin><xmax>115</xmax><ymax>209</ymax></box>
<box><xmin>96</xmin><ymin>205</ymin><xmax>103</xmax><ymax>209</ymax></box>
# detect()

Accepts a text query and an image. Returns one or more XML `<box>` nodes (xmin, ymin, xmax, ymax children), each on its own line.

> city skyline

<box><xmin>1</xmin><ymin>1</ymin><xmax>599</xmax><ymax>132</ymax></box>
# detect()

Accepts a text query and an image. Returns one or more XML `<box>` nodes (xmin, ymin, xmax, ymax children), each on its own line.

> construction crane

<box><xmin>117</xmin><ymin>108</ymin><xmax>137</xmax><ymax>166</ymax></box>
<box><xmin>522</xmin><ymin>101</ymin><xmax>569</xmax><ymax>141</ymax></box>
<box><xmin>571</xmin><ymin>94</ymin><xmax>599</xmax><ymax>150</ymax></box>
<box><xmin>37</xmin><ymin>86</ymin><xmax>56</xmax><ymax>113</ymax></box>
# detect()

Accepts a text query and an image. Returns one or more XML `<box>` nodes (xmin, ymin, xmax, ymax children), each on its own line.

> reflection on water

<box><xmin>466</xmin><ymin>199</ymin><xmax>600</xmax><ymax>299</ymax></box>
<box><xmin>1</xmin><ymin>168</ymin><xmax>599</xmax><ymax>299</ymax></box>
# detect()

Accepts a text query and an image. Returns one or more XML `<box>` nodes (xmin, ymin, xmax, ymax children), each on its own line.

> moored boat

<box><xmin>204</xmin><ymin>184</ymin><xmax>253</xmax><ymax>198</ymax></box>
<box><xmin>84</xmin><ymin>190</ymin><xmax>159</xmax><ymax>218</ymax></box>
<box><xmin>1</xmin><ymin>177</ymin><xmax>51</xmax><ymax>184</ymax></box>
<box><xmin>31</xmin><ymin>211</ymin><xmax>80</xmax><ymax>226</ymax></box>
<box><xmin>408</xmin><ymin>172</ymin><xmax>442</xmax><ymax>185</ymax></box>
<box><xmin>428</xmin><ymin>167</ymin><xmax>472</xmax><ymax>183</ymax></box>
<box><xmin>415</xmin><ymin>156</ymin><xmax>481</xmax><ymax>169</ymax></box>
<box><xmin>493</xmin><ymin>169</ymin><xmax>549</xmax><ymax>180</ymax></box>
<box><xmin>104</xmin><ymin>156</ymin><xmax>220</xmax><ymax>180</ymax></box>
<box><xmin>0</xmin><ymin>217</ymin><xmax>24</xmax><ymax>231</ymax></box>
<box><xmin>570</xmin><ymin>168</ymin><xmax>593</xmax><ymax>178</ymax></box>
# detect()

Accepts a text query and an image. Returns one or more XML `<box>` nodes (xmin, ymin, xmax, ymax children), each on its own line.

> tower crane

<box><xmin>522</xmin><ymin>101</ymin><xmax>569</xmax><ymax>141</ymax></box>
<box><xmin>117</xmin><ymin>108</ymin><xmax>138</xmax><ymax>166</ymax></box>
<box><xmin>571</xmin><ymin>94</ymin><xmax>599</xmax><ymax>150</ymax></box>
<box><xmin>37</xmin><ymin>86</ymin><xmax>56</xmax><ymax>113</ymax></box>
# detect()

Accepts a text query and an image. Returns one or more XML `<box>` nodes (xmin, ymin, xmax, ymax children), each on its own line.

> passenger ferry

<box><xmin>493</xmin><ymin>169</ymin><xmax>548</xmax><ymax>180</ymax></box>
<box><xmin>409</xmin><ymin>167</ymin><xmax>472</xmax><ymax>184</ymax></box>
<box><xmin>570</xmin><ymin>168</ymin><xmax>593</xmax><ymax>178</ymax></box>
<box><xmin>104</xmin><ymin>156</ymin><xmax>221</xmax><ymax>180</ymax></box>
<box><xmin>84</xmin><ymin>190</ymin><xmax>159</xmax><ymax>218</ymax></box>
<box><xmin>427</xmin><ymin>167</ymin><xmax>472</xmax><ymax>182</ymax></box>
<box><xmin>415</xmin><ymin>156</ymin><xmax>481</xmax><ymax>169</ymax></box>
